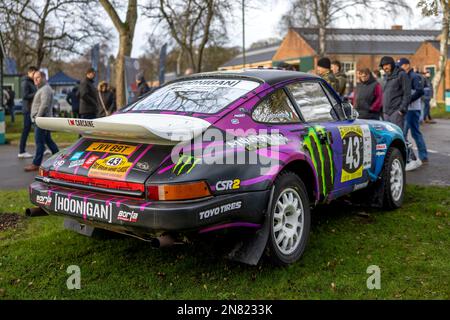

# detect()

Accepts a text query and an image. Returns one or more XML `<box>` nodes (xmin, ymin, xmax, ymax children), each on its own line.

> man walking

<box><xmin>316</xmin><ymin>57</ymin><xmax>339</xmax><ymax>93</ymax></box>
<box><xmin>423</xmin><ymin>70</ymin><xmax>435</xmax><ymax>124</ymax></box>
<box><xmin>79</xmin><ymin>67</ymin><xmax>98</xmax><ymax>119</ymax></box>
<box><xmin>24</xmin><ymin>71</ymin><xmax>59</xmax><ymax>172</ymax></box>
<box><xmin>398</xmin><ymin>58</ymin><xmax>428</xmax><ymax>167</ymax></box>
<box><xmin>66</xmin><ymin>84</ymin><xmax>80</xmax><ymax>118</ymax></box>
<box><xmin>379</xmin><ymin>56</ymin><xmax>410</xmax><ymax>128</ymax></box>
<box><xmin>331</xmin><ymin>60</ymin><xmax>347</xmax><ymax>98</ymax></box>
<box><xmin>6</xmin><ymin>87</ymin><xmax>15</xmax><ymax>123</ymax></box>
<box><xmin>18</xmin><ymin>66</ymin><xmax>38</xmax><ymax>159</ymax></box>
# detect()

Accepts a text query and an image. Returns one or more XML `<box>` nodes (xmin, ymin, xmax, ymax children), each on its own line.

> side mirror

<box><xmin>342</xmin><ymin>102</ymin><xmax>358</xmax><ymax>120</ymax></box>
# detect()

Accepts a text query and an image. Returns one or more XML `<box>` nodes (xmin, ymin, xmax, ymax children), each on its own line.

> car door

<box><xmin>285</xmin><ymin>80</ymin><xmax>372</xmax><ymax>199</ymax></box>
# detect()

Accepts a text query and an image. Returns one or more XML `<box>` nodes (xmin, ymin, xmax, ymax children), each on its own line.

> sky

<box><xmin>121</xmin><ymin>0</ymin><xmax>440</xmax><ymax>58</ymax></box>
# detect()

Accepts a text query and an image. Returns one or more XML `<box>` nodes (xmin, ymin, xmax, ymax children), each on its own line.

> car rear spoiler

<box><xmin>35</xmin><ymin>113</ymin><xmax>211</xmax><ymax>145</ymax></box>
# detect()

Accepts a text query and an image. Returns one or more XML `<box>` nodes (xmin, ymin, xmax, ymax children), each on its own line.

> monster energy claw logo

<box><xmin>173</xmin><ymin>155</ymin><xmax>201</xmax><ymax>175</ymax></box>
<box><xmin>303</xmin><ymin>126</ymin><xmax>334</xmax><ymax>196</ymax></box>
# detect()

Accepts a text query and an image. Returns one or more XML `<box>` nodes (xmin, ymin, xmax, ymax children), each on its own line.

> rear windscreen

<box><xmin>123</xmin><ymin>78</ymin><xmax>260</xmax><ymax>114</ymax></box>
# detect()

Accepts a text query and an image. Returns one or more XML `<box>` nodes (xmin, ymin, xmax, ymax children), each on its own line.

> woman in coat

<box><xmin>354</xmin><ymin>68</ymin><xmax>383</xmax><ymax>120</ymax></box>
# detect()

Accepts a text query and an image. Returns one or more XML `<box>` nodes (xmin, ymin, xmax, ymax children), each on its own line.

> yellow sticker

<box><xmin>339</xmin><ymin>126</ymin><xmax>364</xmax><ymax>183</ymax></box>
<box><xmin>86</xmin><ymin>142</ymin><xmax>136</xmax><ymax>155</ymax></box>
<box><xmin>88</xmin><ymin>155</ymin><xmax>133</xmax><ymax>180</ymax></box>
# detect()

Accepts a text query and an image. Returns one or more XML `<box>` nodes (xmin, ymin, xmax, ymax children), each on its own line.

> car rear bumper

<box><xmin>29</xmin><ymin>181</ymin><xmax>270</xmax><ymax>234</ymax></box>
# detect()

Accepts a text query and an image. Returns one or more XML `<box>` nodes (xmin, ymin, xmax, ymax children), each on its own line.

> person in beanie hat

<box><xmin>316</xmin><ymin>57</ymin><xmax>339</xmax><ymax>93</ymax></box>
<box><xmin>379</xmin><ymin>56</ymin><xmax>410</xmax><ymax>128</ymax></box>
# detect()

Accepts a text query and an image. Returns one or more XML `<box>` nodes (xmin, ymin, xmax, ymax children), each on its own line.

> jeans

<box><xmin>33</xmin><ymin>127</ymin><xmax>59</xmax><ymax>166</ymax></box>
<box><xmin>423</xmin><ymin>99</ymin><xmax>431</xmax><ymax>120</ymax></box>
<box><xmin>404</xmin><ymin>110</ymin><xmax>428</xmax><ymax>161</ymax></box>
<box><xmin>8</xmin><ymin>105</ymin><xmax>15</xmax><ymax>123</ymax></box>
<box><xmin>19</xmin><ymin>111</ymin><xmax>32</xmax><ymax>154</ymax></box>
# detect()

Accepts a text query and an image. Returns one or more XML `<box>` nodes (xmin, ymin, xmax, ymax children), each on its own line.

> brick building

<box><xmin>220</xmin><ymin>26</ymin><xmax>449</xmax><ymax>100</ymax></box>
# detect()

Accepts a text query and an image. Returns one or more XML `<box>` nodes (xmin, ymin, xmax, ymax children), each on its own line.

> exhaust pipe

<box><xmin>25</xmin><ymin>207</ymin><xmax>49</xmax><ymax>217</ymax></box>
<box><xmin>150</xmin><ymin>233</ymin><xmax>175</xmax><ymax>248</ymax></box>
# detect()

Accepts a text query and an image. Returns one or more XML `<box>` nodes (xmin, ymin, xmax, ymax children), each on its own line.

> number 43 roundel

<box><xmin>339</xmin><ymin>126</ymin><xmax>366</xmax><ymax>182</ymax></box>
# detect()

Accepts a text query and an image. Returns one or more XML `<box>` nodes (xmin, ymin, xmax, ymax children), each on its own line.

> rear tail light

<box><xmin>146</xmin><ymin>181</ymin><xmax>211</xmax><ymax>201</ymax></box>
<box><xmin>39</xmin><ymin>167</ymin><xmax>49</xmax><ymax>177</ymax></box>
<box><xmin>48</xmin><ymin>171</ymin><xmax>145</xmax><ymax>193</ymax></box>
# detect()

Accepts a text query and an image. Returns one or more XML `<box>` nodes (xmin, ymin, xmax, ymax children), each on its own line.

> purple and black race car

<box><xmin>29</xmin><ymin>69</ymin><xmax>406</xmax><ymax>265</ymax></box>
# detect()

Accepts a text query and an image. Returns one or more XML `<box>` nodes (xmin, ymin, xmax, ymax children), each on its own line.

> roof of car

<box><xmin>176</xmin><ymin>69</ymin><xmax>320</xmax><ymax>86</ymax></box>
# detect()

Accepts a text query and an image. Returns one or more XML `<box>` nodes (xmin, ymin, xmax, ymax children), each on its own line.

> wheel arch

<box><xmin>280</xmin><ymin>160</ymin><xmax>320</xmax><ymax>204</ymax></box>
<box><xmin>389</xmin><ymin>138</ymin><xmax>407</xmax><ymax>163</ymax></box>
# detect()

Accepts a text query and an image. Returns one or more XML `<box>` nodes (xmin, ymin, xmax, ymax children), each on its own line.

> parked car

<box><xmin>54</xmin><ymin>93</ymin><xmax>72</xmax><ymax>115</ymax></box>
<box><xmin>28</xmin><ymin>69</ymin><xmax>407</xmax><ymax>266</ymax></box>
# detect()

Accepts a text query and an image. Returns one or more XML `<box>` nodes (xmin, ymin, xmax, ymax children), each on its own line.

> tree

<box><xmin>99</xmin><ymin>0</ymin><xmax>138</xmax><ymax>108</ymax></box>
<box><xmin>418</xmin><ymin>0</ymin><xmax>449</xmax><ymax>104</ymax></box>
<box><xmin>280</xmin><ymin>0</ymin><xmax>410</xmax><ymax>56</ymax></box>
<box><xmin>0</xmin><ymin>0</ymin><xmax>107</xmax><ymax>71</ymax></box>
<box><xmin>144</xmin><ymin>0</ymin><xmax>231</xmax><ymax>74</ymax></box>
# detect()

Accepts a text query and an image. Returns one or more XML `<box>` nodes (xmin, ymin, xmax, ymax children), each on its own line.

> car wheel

<box><xmin>266</xmin><ymin>171</ymin><xmax>311</xmax><ymax>266</ymax></box>
<box><xmin>382</xmin><ymin>147</ymin><xmax>405</xmax><ymax>209</ymax></box>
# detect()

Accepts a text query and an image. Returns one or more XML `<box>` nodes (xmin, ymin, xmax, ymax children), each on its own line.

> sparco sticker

<box><xmin>82</xmin><ymin>155</ymin><xmax>100</xmax><ymax>169</ymax></box>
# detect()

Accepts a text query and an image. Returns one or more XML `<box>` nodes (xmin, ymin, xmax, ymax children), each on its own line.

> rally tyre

<box><xmin>266</xmin><ymin>171</ymin><xmax>311</xmax><ymax>266</ymax></box>
<box><xmin>382</xmin><ymin>147</ymin><xmax>406</xmax><ymax>210</ymax></box>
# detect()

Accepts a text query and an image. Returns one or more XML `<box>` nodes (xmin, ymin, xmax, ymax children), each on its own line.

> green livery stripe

<box><xmin>316</xmin><ymin>126</ymin><xmax>334</xmax><ymax>188</ymax></box>
<box><xmin>309</xmin><ymin>128</ymin><xmax>327</xmax><ymax>195</ymax></box>
<box><xmin>303</xmin><ymin>127</ymin><xmax>335</xmax><ymax>197</ymax></box>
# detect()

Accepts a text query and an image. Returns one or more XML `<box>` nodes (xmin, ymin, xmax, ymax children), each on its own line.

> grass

<box><xmin>0</xmin><ymin>185</ymin><xmax>449</xmax><ymax>300</ymax></box>
<box><xmin>5</xmin><ymin>114</ymin><xmax>79</xmax><ymax>146</ymax></box>
<box><xmin>431</xmin><ymin>103</ymin><xmax>450</xmax><ymax>120</ymax></box>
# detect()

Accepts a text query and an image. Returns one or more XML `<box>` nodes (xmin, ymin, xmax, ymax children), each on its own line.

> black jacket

<box><xmin>355</xmin><ymin>74</ymin><xmax>381</xmax><ymax>120</ymax></box>
<box><xmin>382</xmin><ymin>67</ymin><xmax>411</xmax><ymax>115</ymax></box>
<box><xmin>21</xmin><ymin>76</ymin><xmax>37</xmax><ymax>113</ymax></box>
<box><xmin>97</xmin><ymin>91</ymin><xmax>115</xmax><ymax>117</ymax></box>
<box><xmin>79</xmin><ymin>78</ymin><xmax>98</xmax><ymax>116</ymax></box>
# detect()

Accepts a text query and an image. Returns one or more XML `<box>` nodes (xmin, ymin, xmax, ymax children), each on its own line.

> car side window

<box><xmin>252</xmin><ymin>89</ymin><xmax>300</xmax><ymax>123</ymax></box>
<box><xmin>320</xmin><ymin>82</ymin><xmax>345</xmax><ymax>119</ymax></box>
<box><xmin>287</xmin><ymin>82</ymin><xmax>335</xmax><ymax>122</ymax></box>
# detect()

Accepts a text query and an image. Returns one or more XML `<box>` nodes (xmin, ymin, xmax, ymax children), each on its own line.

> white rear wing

<box><xmin>36</xmin><ymin>113</ymin><xmax>211</xmax><ymax>145</ymax></box>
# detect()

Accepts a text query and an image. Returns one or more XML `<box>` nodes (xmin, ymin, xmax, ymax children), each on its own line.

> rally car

<box><xmin>29</xmin><ymin>69</ymin><xmax>406</xmax><ymax>266</ymax></box>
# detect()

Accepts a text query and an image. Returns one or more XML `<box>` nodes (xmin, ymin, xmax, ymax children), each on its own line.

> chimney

<box><xmin>391</xmin><ymin>25</ymin><xmax>403</xmax><ymax>30</ymax></box>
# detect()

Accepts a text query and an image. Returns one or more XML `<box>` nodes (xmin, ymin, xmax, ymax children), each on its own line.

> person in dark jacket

<box><xmin>354</xmin><ymin>68</ymin><xmax>383</xmax><ymax>120</ymax></box>
<box><xmin>379</xmin><ymin>56</ymin><xmax>411</xmax><ymax>128</ymax></box>
<box><xmin>399</xmin><ymin>58</ymin><xmax>428</xmax><ymax>165</ymax></box>
<box><xmin>97</xmin><ymin>81</ymin><xmax>115</xmax><ymax>117</ymax></box>
<box><xmin>18</xmin><ymin>66</ymin><xmax>38</xmax><ymax>159</ymax></box>
<box><xmin>422</xmin><ymin>70</ymin><xmax>435</xmax><ymax>124</ymax></box>
<box><xmin>66</xmin><ymin>84</ymin><xmax>80</xmax><ymax>118</ymax></box>
<box><xmin>135</xmin><ymin>72</ymin><xmax>150</xmax><ymax>100</ymax></box>
<box><xmin>331</xmin><ymin>60</ymin><xmax>347</xmax><ymax>98</ymax></box>
<box><xmin>79</xmin><ymin>67</ymin><xmax>98</xmax><ymax>119</ymax></box>
<box><xmin>6</xmin><ymin>87</ymin><xmax>15</xmax><ymax>123</ymax></box>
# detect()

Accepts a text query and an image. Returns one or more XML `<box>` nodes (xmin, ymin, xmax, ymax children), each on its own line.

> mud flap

<box><xmin>227</xmin><ymin>187</ymin><xmax>275</xmax><ymax>265</ymax></box>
